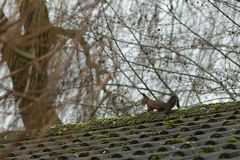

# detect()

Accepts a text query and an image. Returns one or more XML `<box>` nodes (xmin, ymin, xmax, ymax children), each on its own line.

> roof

<box><xmin>0</xmin><ymin>101</ymin><xmax>240</xmax><ymax>160</ymax></box>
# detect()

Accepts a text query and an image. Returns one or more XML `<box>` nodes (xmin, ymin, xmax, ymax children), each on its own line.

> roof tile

<box><xmin>1</xmin><ymin>101</ymin><xmax>240</xmax><ymax>159</ymax></box>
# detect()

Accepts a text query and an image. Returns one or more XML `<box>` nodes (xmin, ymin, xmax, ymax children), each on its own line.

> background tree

<box><xmin>0</xmin><ymin>0</ymin><xmax>102</xmax><ymax>130</ymax></box>
<box><xmin>1</xmin><ymin>0</ymin><xmax>63</xmax><ymax>130</ymax></box>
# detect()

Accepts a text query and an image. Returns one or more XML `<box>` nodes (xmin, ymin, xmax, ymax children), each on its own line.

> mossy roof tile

<box><xmin>1</xmin><ymin>101</ymin><xmax>240</xmax><ymax>159</ymax></box>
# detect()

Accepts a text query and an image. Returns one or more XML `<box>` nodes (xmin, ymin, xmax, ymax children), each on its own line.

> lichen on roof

<box><xmin>1</xmin><ymin>100</ymin><xmax>240</xmax><ymax>160</ymax></box>
<box><xmin>47</xmin><ymin>100</ymin><xmax>240</xmax><ymax>136</ymax></box>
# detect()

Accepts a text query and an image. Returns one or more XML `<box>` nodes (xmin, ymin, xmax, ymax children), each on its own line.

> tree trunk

<box><xmin>1</xmin><ymin>0</ymin><xmax>61</xmax><ymax>130</ymax></box>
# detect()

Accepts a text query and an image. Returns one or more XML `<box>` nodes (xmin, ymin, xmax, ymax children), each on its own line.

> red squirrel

<box><xmin>141</xmin><ymin>93</ymin><xmax>180</xmax><ymax>113</ymax></box>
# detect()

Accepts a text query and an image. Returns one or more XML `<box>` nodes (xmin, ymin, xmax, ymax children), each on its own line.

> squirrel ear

<box><xmin>141</xmin><ymin>93</ymin><xmax>145</xmax><ymax>96</ymax></box>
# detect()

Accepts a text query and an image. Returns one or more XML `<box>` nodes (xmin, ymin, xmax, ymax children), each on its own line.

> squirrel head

<box><xmin>141</xmin><ymin>93</ymin><xmax>149</xmax><ymax>105</ymax></box>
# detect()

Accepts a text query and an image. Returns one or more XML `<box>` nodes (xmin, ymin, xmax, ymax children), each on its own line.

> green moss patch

<box><xmin>164</xmin><ymin>138</ymin><xmax>185</xmax><ymax>145</ymax></box>
<box><xmin>227</xmin><ymin>137</ymin><xmax>240</xmax><ymax>143</ymax></box>
<box><xmin>199</xmin><ymin>146</ymin><xmax>216</xmax><ymax>153</ymax></box>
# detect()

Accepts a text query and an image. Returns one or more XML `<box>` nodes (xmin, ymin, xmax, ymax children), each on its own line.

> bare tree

<box><xmin>0</xmin><ymin>0</ymin><xmax>104</xmax><ymax>129</ymax></box>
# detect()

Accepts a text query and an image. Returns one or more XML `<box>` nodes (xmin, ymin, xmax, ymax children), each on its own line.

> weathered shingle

<box><xmin>1</xmin><ymin>101</ymin><xmax>240</xmax><ymax>159</ymax></box>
